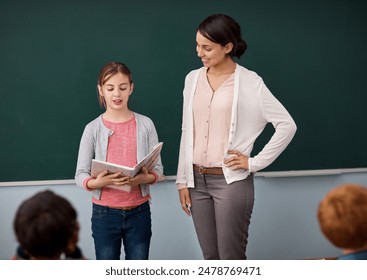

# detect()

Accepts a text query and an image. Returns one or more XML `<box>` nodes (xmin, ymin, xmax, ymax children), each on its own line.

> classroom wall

<box><xmin>2</xmin><ymin>172</ymin><xmax>367</xmax><ymax>260</ymax></box>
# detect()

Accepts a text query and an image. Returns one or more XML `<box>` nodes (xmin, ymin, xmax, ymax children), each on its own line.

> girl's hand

<box><xmin>179</xmin><ymin>188</ymin><xmax>192</xmax><ymax>216</ymax></box>
<box><xmin>87</xmin><ymin>170</ymin><xmax>130</xmax><ymax>189</ymax></box>
<box><xmin>224</xmin><ymin>150</ymin><xmax>249</xmax><ymax>171</ymax></box>
<box><xmin>127</xmin><ymin>167</ymin><xmax>155</xmax><ymax>187</ymax></box>
<box><xmin>143</xmin><ymin>152</ymin><xmax>159</xmax><ymax>171</ymax></box>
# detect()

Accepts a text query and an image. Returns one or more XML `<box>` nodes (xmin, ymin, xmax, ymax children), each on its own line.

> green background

<box><xmin>1</xmin><ymin>0</ymin><xmax>366</xmax><ymax>181</ymax></box>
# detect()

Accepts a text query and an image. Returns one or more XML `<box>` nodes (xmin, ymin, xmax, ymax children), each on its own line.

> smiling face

<box><xmin>196</xmin><ymin>31</ymin><xmax>233</xmax><ymax>69</ymax></box>
<box><xmin>98</xmin><ymin>72</ymin><xmax>133</xmax><ymax>112</ymax></box>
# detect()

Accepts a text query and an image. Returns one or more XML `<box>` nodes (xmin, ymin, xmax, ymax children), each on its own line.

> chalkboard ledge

<box><xmin>257</xmin><ymin>168</ymin><xmax>367</xmax><ymax>178</ymax></box>
<box><xmin>1</xmin><ymin>168</ymin><xmax>367</xmax><ymax>187</ymax></box>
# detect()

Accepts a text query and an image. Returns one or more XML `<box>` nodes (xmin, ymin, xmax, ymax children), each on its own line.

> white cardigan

<box><xmin>176</xmin><ymin>64</ymin><xmax>297</xmax><ymax>188</ymax></box>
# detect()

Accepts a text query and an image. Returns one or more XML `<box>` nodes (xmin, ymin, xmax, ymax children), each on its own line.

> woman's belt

<box><xmin>193</xmin><ymin>164</ymin><xmax>224</xmax><ymax>175</ymax></box>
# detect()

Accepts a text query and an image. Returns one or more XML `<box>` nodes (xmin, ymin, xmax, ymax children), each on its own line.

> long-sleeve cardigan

<box><xmin>75</xmin><ymin>113</ymin><xmax>163</xmax><ymax>199</ymax></box>
<box><xmin>176</xmin><ymin>64</ymin><xmax>297</xmax><ymax>188</ymax></box>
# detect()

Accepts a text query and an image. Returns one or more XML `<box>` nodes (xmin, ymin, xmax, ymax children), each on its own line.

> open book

<box><xmin>91</xmin><ymin>142</ymin><xmax>163</xmax><ymax>192</ymax></box>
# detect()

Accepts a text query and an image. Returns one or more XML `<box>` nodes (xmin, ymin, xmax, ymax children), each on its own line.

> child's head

<box><xmin>13</xmin><ymin>190</ymin><xmax>79</xmax><ymax>259</ymax></box>
<box><xmin>97</xmin><ymin>62</ymin><xmax>133</xmax><ymax>108</ymax></box>
<box><xmin>317</xmin><ymin>183</ymin><xmax>367</xmax><ymax>251</ymax></box>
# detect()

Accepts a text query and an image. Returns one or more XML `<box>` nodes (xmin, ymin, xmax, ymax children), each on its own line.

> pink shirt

<box><xmin>192</xmin><ymin>70</ymin><xmax>234</xmax><ymax>167</ymax></box>
<box><xmin>91</xmin><ymin>116</ymin><xmax>149</xmax><ymax>207</ymax></box>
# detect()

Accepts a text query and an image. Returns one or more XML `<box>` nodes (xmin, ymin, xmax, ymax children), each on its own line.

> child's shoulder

<box><xmin>134</xmin><ymin>112</ymin><xmax>151</xmax><ymax>121</ymax></box>
<box><xmin>85</xmin><ymin>115</ymin><xmax>102</xmax><ymax>127</ymax></box>
<box><xmin>133</xmin><ymin>112</ymin><xmax>155</xmax><ymax>126</ymax></box>
<box><xmin>82</xmin><ymin>115</ymin><xmax>104</xmax><ymax>134</ymax></box>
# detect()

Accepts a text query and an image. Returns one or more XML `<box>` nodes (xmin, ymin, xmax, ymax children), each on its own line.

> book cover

<box><xmin>91</xmin><ymin>142</ymin><xmax>163</xmax><ymax>192</ymax></box>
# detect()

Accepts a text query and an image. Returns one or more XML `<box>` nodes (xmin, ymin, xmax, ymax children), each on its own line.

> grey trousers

<box><xmin>190</xmin><ymin>172</ymin><xmax>254</xmax><ymax>260</ymax></box>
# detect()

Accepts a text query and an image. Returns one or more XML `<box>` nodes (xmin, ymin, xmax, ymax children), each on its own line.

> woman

<box><xmin>176</xmin><ymin>14</ymin><xmax>296</xmax><ymax>260</ymax></box>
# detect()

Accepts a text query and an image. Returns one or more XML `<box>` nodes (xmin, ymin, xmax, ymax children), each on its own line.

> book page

<box><xmin>90</xmin><ymin>142</ymin><xmax>163</xmax><ymax>192</ymax></box>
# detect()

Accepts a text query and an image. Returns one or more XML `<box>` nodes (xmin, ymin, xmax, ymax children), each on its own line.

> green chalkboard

<box><xmin>1</xmin><ymin>0</ymin><xmax>366</xmax><ymax>182</ymax></box>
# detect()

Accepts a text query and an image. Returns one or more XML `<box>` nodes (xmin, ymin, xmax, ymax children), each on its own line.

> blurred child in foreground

<box><xmin>12</xmin><ymin>190</ymin><xmax>85</xmax><ymax>260</ymax></box>
<box><xmin>318</xmin><ymin>183</ymin><xmax>367</xmax><ymax>260</ymax></box>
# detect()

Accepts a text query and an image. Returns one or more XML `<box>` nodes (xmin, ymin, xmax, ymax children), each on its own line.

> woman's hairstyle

<box><xmin>317</xmin><ymin>183</ymin><xmax>367</xmax><ymax>250</ymax></box>
<box><xmin>13</xmin><ymin>190</ymin><xmax>78</xmax><ymax>259</ymax></box>
<box><xmin>97</xmin><ymin>61</ymin><xmax>133</xmax><ymax>108</ymax></box>
<box><xmin>197</xmin><ymin>14</ymin><xmax>247</xmax><ymax>59</ymax></box>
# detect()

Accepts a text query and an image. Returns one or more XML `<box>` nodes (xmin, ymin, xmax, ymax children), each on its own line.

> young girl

<box><xmin>176</xmin><ymin>14</ymin><xmax>296</xmax><ymax>259</ymax></box>
<box><xmin>75</xmin><ymin>62</ymin><xmax>163</xmax><ymax>260</ymax></box>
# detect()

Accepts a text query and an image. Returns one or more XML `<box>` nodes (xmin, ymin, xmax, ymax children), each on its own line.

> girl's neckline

<box><xmin>101</xmin><ymin>113</ymin><xmax>135</xmax><ymax>125</ymax></box>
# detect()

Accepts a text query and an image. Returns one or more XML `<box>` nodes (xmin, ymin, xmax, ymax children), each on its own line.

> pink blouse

<box><xmin>192</xmin><ymin>70</ymin><xmax>234</xmax><ymax>167</ymax></box>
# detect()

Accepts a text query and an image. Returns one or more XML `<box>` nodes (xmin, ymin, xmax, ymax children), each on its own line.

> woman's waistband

<box><xmin>193</xmin><ymin>164</ymin><xmax>224</xmax><ymax>175</ymax></box>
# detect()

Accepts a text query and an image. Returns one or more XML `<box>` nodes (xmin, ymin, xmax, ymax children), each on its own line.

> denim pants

<box><xmin>190</xmin><ymin>172</ymin><xmax>254</xmax><ymax>260</ymax></box>
<box><xmin>91</xmin><ymin>201</ymin><xmax>152</xmax><ymax>260</ymax></box>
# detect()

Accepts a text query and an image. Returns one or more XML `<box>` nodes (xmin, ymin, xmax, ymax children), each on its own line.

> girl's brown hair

<box><xmin>97</xmin><ymin>62</ymin><xmax>133</xmax><ymax>108</ymax></box>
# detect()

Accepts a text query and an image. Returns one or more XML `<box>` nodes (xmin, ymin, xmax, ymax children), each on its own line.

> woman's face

<box><xmin>196</xmin><ymin>31</ymin><xmax>231</xmax><ymax>68</ymax></box>
<box><xmin>98</xmin><ymin>72</ymin><xmax>133</xmax><ymax>111</ymax></box>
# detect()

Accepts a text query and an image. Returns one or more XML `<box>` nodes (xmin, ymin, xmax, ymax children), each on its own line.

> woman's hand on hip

<box><xmin>224</xmin><ymin>150</ymin><xmax>249</xmax><ymax>171</ymax></box>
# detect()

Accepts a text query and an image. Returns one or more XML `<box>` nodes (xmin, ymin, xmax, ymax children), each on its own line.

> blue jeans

<box><xmin>91</xmin><ymin>201</ymin><xmax>152</xmax><ymax>260</ymax></box>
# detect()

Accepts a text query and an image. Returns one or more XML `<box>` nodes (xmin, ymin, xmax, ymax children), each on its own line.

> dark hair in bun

<box><xmin>197</xmin><ymin>14</ymin><xmax>247</xmax><ymax>59</ymax></box>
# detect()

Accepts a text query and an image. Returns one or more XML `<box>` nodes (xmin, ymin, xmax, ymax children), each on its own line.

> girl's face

<box><xmin>196</xmin><ymin>31</ymin><xmax>233</xmax><ymax>68</ymax></box>
<box><xmin>98</xmin><ymin>72</ymin><xmax>133</xmax><ymax>111</ymax></box>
